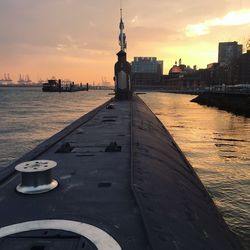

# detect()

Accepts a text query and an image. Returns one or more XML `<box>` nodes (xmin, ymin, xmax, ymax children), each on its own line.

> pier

<box><xmin>42</xmin><ymin>79</ymin><xmax>88</xmax><ymax>92</ymax></box>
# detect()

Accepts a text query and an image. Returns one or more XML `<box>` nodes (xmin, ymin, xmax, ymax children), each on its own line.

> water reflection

<box><xmin>141</xmin><ymin>92</ymin><xmax>250</xmax><ymax>249</ymax></box>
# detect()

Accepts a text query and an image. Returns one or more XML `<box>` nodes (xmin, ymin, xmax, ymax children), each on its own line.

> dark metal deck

<box><xmin>0</xmin><ymin>95</ymin><xmax>242</xmax><ymax>249</ymax></box>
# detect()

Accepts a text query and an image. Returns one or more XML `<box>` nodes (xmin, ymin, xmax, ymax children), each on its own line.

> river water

<box><xmin>0</xmin><ymin>87</ymin><xmax>249</xmax><ymax>249</ymax></box>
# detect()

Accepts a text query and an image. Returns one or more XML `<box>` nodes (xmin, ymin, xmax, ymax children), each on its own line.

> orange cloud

<box><xmin>186</xmin><ymin>9</ymin><xmax>250</xmax><ymax>37</ymax></box>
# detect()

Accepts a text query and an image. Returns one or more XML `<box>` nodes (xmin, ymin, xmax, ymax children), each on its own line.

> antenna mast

<box><xmin>119</xmin><ymin>0</ymin><xmax>127</xmax><ymax>51</ymax></box>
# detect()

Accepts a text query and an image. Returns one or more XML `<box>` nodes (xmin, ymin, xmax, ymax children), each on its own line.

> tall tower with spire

<box><xmin>114</xmin><ymin>4</ymin><xmax>132</xmax><ymax>100</ymax></box>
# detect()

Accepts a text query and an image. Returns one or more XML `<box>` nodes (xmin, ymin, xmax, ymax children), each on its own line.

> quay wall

<box><xmin>191</xmin><ymin>93</ymin><xmax>250</xmax><ymax>117</ymax></box>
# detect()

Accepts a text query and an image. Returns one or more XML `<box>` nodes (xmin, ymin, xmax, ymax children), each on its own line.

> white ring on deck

<box><xmin>0</xmin><ymin>220</ymin><xmax>121</xmax><ymax>250</ymax></box>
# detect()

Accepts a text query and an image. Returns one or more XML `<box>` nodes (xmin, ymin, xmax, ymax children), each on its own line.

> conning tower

<box><xmin>114</xmin><ymin>7</ymin><xmax>132</xmax><ymax>100</ymax></box>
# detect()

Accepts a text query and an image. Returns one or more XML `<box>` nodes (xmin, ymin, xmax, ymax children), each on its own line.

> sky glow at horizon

<box><xmin>0</xmin><ymin>0</ymin><xmax>250</xmax><ymax>83</ymax></box>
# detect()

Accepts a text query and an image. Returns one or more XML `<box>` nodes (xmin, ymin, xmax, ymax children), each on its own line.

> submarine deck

<box><xmin>0</xmin><ymin>95</ymin><xmax>242</xmax><ymax>249</ymax></box>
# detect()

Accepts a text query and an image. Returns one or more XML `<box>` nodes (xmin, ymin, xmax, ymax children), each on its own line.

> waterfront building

<box><xmin>168</xmin><ymin>59</ymin><xmax>197</xmax><ymax>78</ymax></box>
<box><xmin>205</xmin><ymin>42</ymin><xmax>250</xmax><ymax>86</ymax></box>
<box><xmin>238</xmin><ymin>50</ymin><xmax>250</xmax><ymax>85</ymax></box>
<box><xmin>161</xmin><ymin>60</ymin><xmax>206</xmax><ymax>90</ymax></box>
<box><xmin>218</xmin><ymin>41</ymin><xmax>242</xmax><ymax>65</ymax></box>
<box><xmin>168</xmin><ymin>59</ymin><xmax>191</xmax><ymax>78</ymax></box>
<box><xmin>132</xmin><ymin>57</ymin><xmax>163</xmax><ymax>74</ymax></box>
<box><xmin>131</xmin><ymin>57</ymin><xmax>163</xmax><ymax>86</ymax></box>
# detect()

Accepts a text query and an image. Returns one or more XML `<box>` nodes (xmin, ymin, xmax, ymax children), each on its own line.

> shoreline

<box><xmin>191</xmin><ymin>93</ymin><xmax>250</xmax><ymax>117</ymax></box>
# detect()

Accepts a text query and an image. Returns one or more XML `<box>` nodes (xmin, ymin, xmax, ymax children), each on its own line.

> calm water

<box><xmin>0</xmin><ymin>87</ymin><xmax>111</xmax><ymax>168</ymax></box>
<box><xmin>141</xmin><ymin>92</ymin><xmax>250</xmax><ymax>249</ymax></box>
<box><xmin>0</xmin><ymin>88</ymin><xmax>249</xmax><ymax>249</ymax></box>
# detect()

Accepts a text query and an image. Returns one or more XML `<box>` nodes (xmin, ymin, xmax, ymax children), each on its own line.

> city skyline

<box><xmin>0</xmin><ymin>0</ymin><xmax>250</xmax><ymax>83</ymax></box>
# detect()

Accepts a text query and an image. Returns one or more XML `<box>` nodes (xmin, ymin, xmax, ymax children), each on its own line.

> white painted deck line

<box><xmin>0</xmin><ymin>219</ymin><xmax>122</xmax><ymax>250</ymax></box>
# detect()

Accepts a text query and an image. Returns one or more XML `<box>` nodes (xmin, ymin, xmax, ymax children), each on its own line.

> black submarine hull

<box><xmin>0</xmin><ymin>95</ymin><xmax>242</xmax><ymax>249</ymax></box>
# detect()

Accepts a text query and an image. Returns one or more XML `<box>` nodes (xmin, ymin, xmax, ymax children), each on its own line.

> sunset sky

<box><xmin>0</xmin><ymin>0</ymin><xmax>250</xmax><ymax>83</ymax></box>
